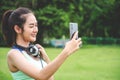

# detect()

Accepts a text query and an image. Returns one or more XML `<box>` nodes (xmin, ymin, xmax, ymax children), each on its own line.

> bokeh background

<box><xmin>0</xmin><ymin>0</ymin><xmax>120</xmax><ymax>46</ymax></box>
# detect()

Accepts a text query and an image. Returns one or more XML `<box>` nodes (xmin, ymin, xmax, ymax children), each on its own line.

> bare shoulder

<box><xmin>7</xmin><ymin>49</ymin><xmax>24</xmax><ymax>61</ymax></box>
<box><xmin>7</xmin><ymin>49</ymin><xmax>21</xmax><ymax>57</ymax></box>
<box><xmin>7</xmin><ymin>49</ymin><xmax>24</xmax><ymax>72</ymax></box>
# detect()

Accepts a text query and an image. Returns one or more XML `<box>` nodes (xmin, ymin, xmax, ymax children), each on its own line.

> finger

<box><xmin>35</xmin><ymin>44</ymin><xmax>43</xmax><ymax>49</ymax></box>
<box><xmin>78</xmin><ymin>41</ymin><xmax>82</xmax><ymax>47</ymax></box>
<box><xmin>77</xmin><ymin>38</ymin><xmax>81</xmax><ymax>42</ymax></box>
<box><xmin>72</xmin><ymin>31</ymin><xmax>78</xmax><ymax>40</ymax></box>
<box><xmin>79</xmin><ymin>41</ymin><xmax>82</xmax><ymax>45</ymax></box>
<box><xmin>35</xmin><ymin>44</ymin><xmax>40</xmax><ymax>48</ymax></box>
<box><xmin>76</xmin><ymin>37</ymin><xmax>82</xmax><ymax>46</ymax></box>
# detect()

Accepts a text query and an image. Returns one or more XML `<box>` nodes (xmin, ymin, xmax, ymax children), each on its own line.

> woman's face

<box><xmin>22</xmin><ymin>13</ymin><xmax>38</xmax><ymax>42</ymax></box>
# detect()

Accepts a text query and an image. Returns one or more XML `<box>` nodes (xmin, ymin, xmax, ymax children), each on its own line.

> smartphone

<box><xmin>69</xmin><ymin>22</ymin><xmax>78</xmax><ymax>39</ymax></box>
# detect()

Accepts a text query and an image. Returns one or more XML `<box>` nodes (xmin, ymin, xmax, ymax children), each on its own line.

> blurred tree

<box><xmin>0</xmin><ymin>0</ymin><xmax>119</xmax><ymax>46</ymax></box>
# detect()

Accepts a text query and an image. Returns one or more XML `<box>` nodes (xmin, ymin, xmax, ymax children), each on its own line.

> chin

<box><xmin>31</xmin><ymin>38</ymin><xmax>36</xmax><ymax>42</ymax></box>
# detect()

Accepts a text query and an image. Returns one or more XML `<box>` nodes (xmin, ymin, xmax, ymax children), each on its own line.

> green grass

<box><xmin>0</xmin><ymin>45</ymin><xmax>120</xmax><ymax>80</ymax></box>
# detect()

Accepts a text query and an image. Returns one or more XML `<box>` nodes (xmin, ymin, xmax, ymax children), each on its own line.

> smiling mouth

<box><xmin>31</xmin><ymin>34</ymin><xmax>37</xmax><ymax>37</ymax></box>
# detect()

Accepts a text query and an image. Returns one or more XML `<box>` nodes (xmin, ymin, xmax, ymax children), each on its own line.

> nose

<box><xmin>33</xmin><ymin>26</ymin><xmax>38</xmax><ymax>33</ymax></box>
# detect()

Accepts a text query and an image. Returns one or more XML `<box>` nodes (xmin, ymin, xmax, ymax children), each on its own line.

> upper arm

<box><xmin>8</xmin><ymin>49</ymin><xmax>42</xmax><ymax>79</ymax></box>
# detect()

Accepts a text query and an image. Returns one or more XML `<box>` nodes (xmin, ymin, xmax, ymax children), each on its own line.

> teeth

<box><xmin>32</xmin><ymin>34</ymin><xmax>36</xmax><ymax>36</ymax></box>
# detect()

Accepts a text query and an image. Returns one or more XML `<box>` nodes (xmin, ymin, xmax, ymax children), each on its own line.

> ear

<box><xmin>14</xmin><ymin>25</ymin><xmax>22</xmax><ymax>34</ymax></box>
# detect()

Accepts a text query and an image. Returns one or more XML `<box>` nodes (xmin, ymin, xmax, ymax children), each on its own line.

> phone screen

<box><xmin>69</xmin><ymin>22</ymin><xmax>78</xmax><ymax>39</ymax></box>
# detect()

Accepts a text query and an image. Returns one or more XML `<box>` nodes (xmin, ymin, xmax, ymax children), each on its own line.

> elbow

<box><xmin>35</xmin><ymin>74</ymin><xmax>51</xmax><ymax>80</ymax></box>
<box><xmin>35</xmin><ymin>77</ymin><xmax>50</xmax><ymax>80</ymax></box>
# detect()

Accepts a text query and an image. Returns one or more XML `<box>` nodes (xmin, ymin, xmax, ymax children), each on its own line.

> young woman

<box><xmin>2</xmin><ymin>7</ymin><xmax>82</xmax><ymax>80</ymax></box>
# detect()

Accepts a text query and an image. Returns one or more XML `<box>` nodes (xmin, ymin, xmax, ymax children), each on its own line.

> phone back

<box><xmin>69</xmin><ymin>22</ymin><xmax>78</xmax><ymax>39</ymax></box>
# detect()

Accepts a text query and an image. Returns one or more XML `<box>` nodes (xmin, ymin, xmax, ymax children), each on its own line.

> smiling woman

<box><xmin>20</xmin><ymin>13</ymin><xmax>38</xmax><ymax>42</ymax></box>
<box><xmin>1</xmin><ymin>7</ymin><xmax>82</xmax><ymax>80</ymax></box>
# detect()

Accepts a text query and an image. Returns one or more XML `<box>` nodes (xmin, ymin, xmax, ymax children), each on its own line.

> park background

<box><xmin>0</xmin><ymin>0</ymin><xmax>120</xmax><ymax>80</ymax></box>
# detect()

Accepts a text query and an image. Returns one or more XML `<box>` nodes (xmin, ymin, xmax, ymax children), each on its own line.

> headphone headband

<box><xmin>13</xmin><ymin>44</ymin><xmax>39</xmax><ymax>57</ymax></box>
<box><xmin>13</xmin><ymin>44</ymin><xmax>28</xmax><ymax>51</ymax></box>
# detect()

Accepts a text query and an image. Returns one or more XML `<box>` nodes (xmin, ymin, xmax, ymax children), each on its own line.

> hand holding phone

<box><xmin>69</xmin><ymin>22</ymin><xmax>78</xmax><ymax>39</ymax></box>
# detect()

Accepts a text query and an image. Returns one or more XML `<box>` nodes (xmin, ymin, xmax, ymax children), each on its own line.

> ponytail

<box><xmin>2</xmin><ymin>7</ymin><xmax>33</xmax><ymax>46</ymax></box>
<box><xmin>2</xmin><ymin>10</ymin><xmax>15</xmax><ymax>46</ymax></box>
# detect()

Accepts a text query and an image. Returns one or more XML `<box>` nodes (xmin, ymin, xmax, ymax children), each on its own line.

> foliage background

<box><xmin>0</xmin><ymin>0</ymin><xmax>120</xmax><ymax>45</ymax></box>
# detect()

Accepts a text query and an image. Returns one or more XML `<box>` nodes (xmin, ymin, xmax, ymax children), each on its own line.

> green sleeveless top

<box><xmin>11</xmin><ymin>71</ymin><xmax>34</xmax><ymax>80</ymax></box>
<box><xmin>11</xmin><ymin>50</ymin><xmax>47</xmax><ymax>80</ymax></box>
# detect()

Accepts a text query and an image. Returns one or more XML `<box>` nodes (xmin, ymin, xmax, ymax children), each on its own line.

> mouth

<box><xmin>31</xmin><ymin>34</ymin><xmax>37</xmax><ymax>38</ymax></box>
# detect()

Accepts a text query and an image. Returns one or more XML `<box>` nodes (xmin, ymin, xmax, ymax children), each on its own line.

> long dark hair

<box><xmin>2</xmin><ymin>7</ymin><xmax>33</xmax><ymax>46</ymax></box>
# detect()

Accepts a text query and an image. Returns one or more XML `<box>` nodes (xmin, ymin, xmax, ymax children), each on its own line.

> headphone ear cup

<box><xmin>27</xmin><ymin>45</ymin><xmax>39</xmax><ymax>57</ymax></box>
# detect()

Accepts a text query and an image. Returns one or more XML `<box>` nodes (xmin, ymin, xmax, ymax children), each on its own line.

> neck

<box><xmin>16</xmin><ymin>42</ymin><xmax>30</xmax><ymax>47</ymax></box>
<box><xmin>15</xmin><ymin>39</ymin><xmax>30</xmax><ymax>47</ymax></box>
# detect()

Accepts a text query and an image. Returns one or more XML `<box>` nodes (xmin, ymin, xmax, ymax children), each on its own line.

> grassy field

<box><xmin>0</xmin><ymin>45</ymin><xmax>120</xmax><ymax>80</ymax></box>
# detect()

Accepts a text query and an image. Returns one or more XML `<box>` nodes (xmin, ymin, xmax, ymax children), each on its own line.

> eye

<box><xmin>29</xmin><ymin>25</ymin><xmax>34</xmax><ymax>28</ymax></box>
<box><xmin>29</xmin><ymin>23</ymin><xmax>38</xmax><ymax>28</ymax></box>
<box><xmin>35</xmin><ymin>23</ymin><xmax>38</xmax><ymax>27</ymax></box>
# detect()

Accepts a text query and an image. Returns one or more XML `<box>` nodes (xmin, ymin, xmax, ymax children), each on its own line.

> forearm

<box><xmin>44</xmin><ymin>55</ymin><xmax>51</xmax><ymax>64</ymax></box>
<box><xmin>39</xmin><ymin>49</ymin><xmax>69</xmax><ymax>80</ymax></box>
<box><xmin>37</xmin><ymin>34</ymin><xmax>81</xmax><ymax>80</ymax></box>
<box><xmin>48</xmin><ymin>76</ymin><xmax>54</xmax><ymax>80</ymax></box>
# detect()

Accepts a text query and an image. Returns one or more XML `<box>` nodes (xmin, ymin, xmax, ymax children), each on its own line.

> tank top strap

<box><xmin>12</xmin><ymin>45</ymin><xmax>23</xmax><ymax>52</ymax></box>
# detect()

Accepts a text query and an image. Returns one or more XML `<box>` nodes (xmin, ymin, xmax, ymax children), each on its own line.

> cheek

<box><xmin>23</xmin><ymin>31</ymin><xmax>36</xmax><ymax>42</ymax></box>
<box><xmin>23</xmin><ymin>30</ymin><xmax>30</xmax><ymax>36</ymax></box>
<box><xmin>22</xmin><ymin>31</ymin><xmax>31</xmax><ymax>40</ymax></box>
